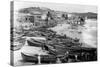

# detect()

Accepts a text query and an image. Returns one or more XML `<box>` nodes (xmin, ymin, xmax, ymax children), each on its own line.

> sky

<box><xmin>14</xmin><ymin>1</ymin><xmax>97</xmax><ymax>13</ymax></box>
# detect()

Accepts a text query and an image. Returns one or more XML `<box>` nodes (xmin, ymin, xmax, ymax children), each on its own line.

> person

<box><xmin>74</xmin><ymin>38</ymin><xmax>79</xmax><ymax>42</ymax></box>
<box><xmin>64</xmin><ymin>34</ymin><xmax>66</xmax><ymax>38</ymax></box>
<box><xmin>78</xmin><ymin>16</ymin><xmax>85</xmax><ymax>22</ymax></box>
<box><xmin>56</xmin><ymin>58</ymin><xmax>62</xmax><ymax>63</ymax></box>
<box><xmin>45</xmin><ymin>11</ymin><xmax>53</xmax><ymax>27</ymax></box>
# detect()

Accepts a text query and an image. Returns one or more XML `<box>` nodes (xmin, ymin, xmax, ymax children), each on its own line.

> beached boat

<box><xmin>27</xmin><ymin>40</ymin><xmax>43</xmax><ymax>47</ymax></box>
<box><xmin>21</xmin><ymin>52</ymin><xmax>57</xmax><ymax>63</ymax></box>
<box><xmin>45</xmin><ymin>44</ymin><xmax>97</xmax><ymax>56</ymax></box>
<box><xmin>21</xmin><ymin>52</ymin><xmax>38</xmax><ymax>63</ymax></box>
<box><xmin>40</xmin><ymin>55</ymin><xmax>57</xmax><ymax>63</ymax></box>
<box><xmin>45</xmin><ymin>44</ymin><xmax>68</xmax><ymax>56</ymax></box>
<box><xmin>27</xmin><ymin>37</ymin><xmax>46</xmax><ymax>47</ymax></box>
<box><xmin>21</xmin><ymin>45</ymin><xmax>57</xmax><ymax>63</ymax></box>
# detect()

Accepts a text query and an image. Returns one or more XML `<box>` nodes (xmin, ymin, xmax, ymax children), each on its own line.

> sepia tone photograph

<box><xmin>10</xmin><ymin>1</ymin><xmax>97</xmax><ymax>66</ymax></box>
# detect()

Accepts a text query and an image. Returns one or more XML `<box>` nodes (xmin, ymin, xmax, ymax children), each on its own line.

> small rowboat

<box><xmin>21</xmin><ymin>46</ymin><xmax>57</xmax><ymax>64</ymax></box>
<box><xmin>27</xmin><ymin>40</ymin><xmax>43</xmax><ymax>47</ymax></box>
<box><xmin>27</xmin><ymin>37</ymin><xmax>46</xmax><ymax>47</ymax></box>
<box><xmin>21</xmin><ymin>52</ymin><xmax>38</xmax><ymax>63</ymax></box>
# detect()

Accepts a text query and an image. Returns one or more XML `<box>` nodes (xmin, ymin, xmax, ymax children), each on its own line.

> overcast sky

<box><xmin>14</xmin><ymin>1</ymin><xmax>97</xmax><ymax>13</ymax></box>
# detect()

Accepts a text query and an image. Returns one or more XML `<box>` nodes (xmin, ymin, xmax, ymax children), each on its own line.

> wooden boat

<box><xmin>27</xmin><ymin>40</ymin><xmax>42</xmax><ymax>47</ymax></box>
<box><xmin>40</xmin><ymin>55</ymin><xmax>57</xmax><ymax>63</ymax></box>
<box><xmin>21</xmin><ymin>52</ymin><xmax>57</xmax><ymax>63</ymax></box>
<box><xmin>21</xmin><ymin>45</ymin><xmax>57</xmax><ymax>63</ymax></box>
<box><xmin>45</xmin><ymin>44</ymin><xmax>97</xmax><ymax>56</ymax></box>
<box><xmin>21</xmin><ymin>52</ymin><xmax>38</xmax><ymax>63</ymax></box>
<box><xmin>27</xmin><ymin>38</ymin><xmax>45</xmax><ymax>47</ymax></box>
<box><xmin>45</xmin><ymin>44</ymin><xmax>68</xmax><ymax>57</ymax></box>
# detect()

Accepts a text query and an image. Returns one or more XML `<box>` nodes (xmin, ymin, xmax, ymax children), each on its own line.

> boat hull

<box><xmin>21</xmin><ymin>52</ymin><xmax>38</xmax><ymax>63</ymax></box>
<box><xmin>27</xmin><ymin>40</ymin><xmax>42</xmax><ymax>47</ymax></box>
<box><xmin>21</xmin><ymin>52</ymin><xmax>57</xmax><ymax>64</ymax></box>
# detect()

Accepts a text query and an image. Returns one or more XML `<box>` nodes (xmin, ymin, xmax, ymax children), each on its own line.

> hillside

<box><xmin>71</xmin><ymin>12</ymin><xmax>97</xmax><ymax>19</ymax></box>
<box><xmin>18</xmin><ymin>7</ymin><xmax>53</xmax><ymax>14</ymax></box>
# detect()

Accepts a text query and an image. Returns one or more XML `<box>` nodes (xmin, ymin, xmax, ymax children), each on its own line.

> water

<box><xmin>50</xmin><ymin>19</ymin><xmax>97</xmax><ymax>48</ymax></box>
<box><xmin>82</xmin><ymin>19</ymin><xmax>97</xmax><ymax>48</ymax></box>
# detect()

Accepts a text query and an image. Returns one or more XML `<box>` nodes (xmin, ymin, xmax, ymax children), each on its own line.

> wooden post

<box><xmin>75</xmin><ymin>55</ymin><xmax>78</xmax><ymax>61</ymax></box>
<box><xmin>38</xmin><ymin>54</ymin><xmax>41</xmax><ymax>64</ymax></box>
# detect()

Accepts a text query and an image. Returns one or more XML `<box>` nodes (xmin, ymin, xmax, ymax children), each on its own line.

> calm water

<box><xmin>82</xmin><ymin>19</ymin><xmax>97</xmax><ymax>48</ymax></box>
<box><xmin>50</xmin><ymin>19</ymin><xmax>97</xmax><ymax>48</ymax></box>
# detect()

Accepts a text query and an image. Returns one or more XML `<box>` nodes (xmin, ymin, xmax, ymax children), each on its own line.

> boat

<box><xmin>27</xmin><ymin>38</ymin><xmax>46</xmax><ymax>47</ymax></box>
<box><xmin>21</xmin><ymin>45</ymin><xmax>57</xmax><ymax>64</ymax></box>
<box><xmin>21</xmin><ymin>52</ymin><xmax>38</xmax><ymax>63</ymax></box>
<box><xmin>45</xmin><ymin>44</ymin><xmax>68</xmax><ymax>56</ymax></box>
<box><xmin>21</xmin><ymin>52</ymin><xmax>57</xmax><ymax>64</ymax></box>
<box><xmin>27</xmin><ymin>40</ymin><xmax>42</xmax><ymax>47</ymax></box>
<box><xmin>44</xmin><ymin>44</ymin><xmax>97</xmax><ymax>58</ymax></box>
<box><xmin>40</xmin><ymin>55</ymin><xmax>57</xmax><ymax>63</ymax></box>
